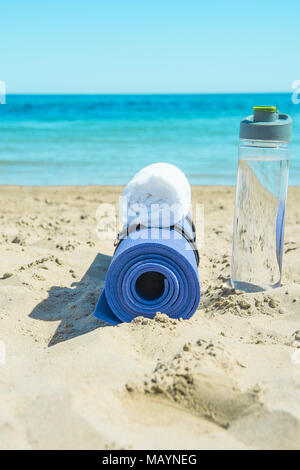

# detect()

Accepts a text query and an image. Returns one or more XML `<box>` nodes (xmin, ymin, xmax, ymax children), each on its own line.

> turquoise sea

<box><xmin>1</xmin><ymin>94</ymin><xmax>299</xmax><ymax>186</ymax></box>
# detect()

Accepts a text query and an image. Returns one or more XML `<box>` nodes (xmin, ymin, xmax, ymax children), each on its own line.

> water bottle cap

<box><xmin>240</xmin><ymin>106</ymin><xmax>292</xmax><ymax>142</ymax></box>
<box><xmin>253</xmin><ymin>106</ymin><xmax>278</xmax><ymax>122</ymax></box>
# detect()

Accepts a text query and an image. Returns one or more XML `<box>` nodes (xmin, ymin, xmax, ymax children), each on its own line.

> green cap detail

<box><xmin>253</xmin><ymin>105</ymin><xmax>277</xmax><ymax>113</ymax></box>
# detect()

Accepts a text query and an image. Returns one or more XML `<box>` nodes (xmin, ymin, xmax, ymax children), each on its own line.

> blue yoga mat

<box><xmin>93</xmin><ymin>216</ymin><xmax>201</xmax><ymax>325</ymax></box>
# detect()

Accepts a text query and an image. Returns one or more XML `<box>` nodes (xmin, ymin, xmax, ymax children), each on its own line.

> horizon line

<box><xmin>5</xmin><ymin>91</ymin><xmax>292</xmax><ymax>96</ymax></box>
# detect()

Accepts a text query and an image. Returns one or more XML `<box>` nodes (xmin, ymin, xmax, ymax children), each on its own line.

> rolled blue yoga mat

<box><xmin>93</xmin><ymin>216</ymin><xmax>201</xmax><ymax>325</ymax></box>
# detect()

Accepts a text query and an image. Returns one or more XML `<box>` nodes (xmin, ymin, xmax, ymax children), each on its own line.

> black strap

<box><xmin>114</xmin><ymin>216</ymin><xmax>199</xmax><ymax>266</ymax></box>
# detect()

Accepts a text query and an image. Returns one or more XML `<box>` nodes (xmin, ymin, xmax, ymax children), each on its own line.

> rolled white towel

<box><xmin>120</xmin><ymin>163</ymin><xmax>191</xmax><ymax>228</ymax></box>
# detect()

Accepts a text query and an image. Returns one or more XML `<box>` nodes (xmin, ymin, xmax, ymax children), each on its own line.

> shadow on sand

<box><xmin>30</xmin><ymin>253</ymin><xmax>112</xmax><ymax>347</ymax></box>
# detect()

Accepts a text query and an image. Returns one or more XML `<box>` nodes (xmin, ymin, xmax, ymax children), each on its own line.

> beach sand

<box><xmin>0</xmin><ymin>185</ymin><xmax>299</xmax><ymax>450</ymax></box>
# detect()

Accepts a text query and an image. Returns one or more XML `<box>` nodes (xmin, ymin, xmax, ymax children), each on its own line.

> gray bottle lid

<box><xmin>240</xmin><ymin>106</ymin><xmax>292</xmax><ymax>142</ymax></box>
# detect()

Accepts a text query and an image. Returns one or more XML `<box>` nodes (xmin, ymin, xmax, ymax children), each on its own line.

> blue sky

<box><xmin>1</xmin><ymin>0</ymin><xmax>299</xmax><ymax>94</ymax></box>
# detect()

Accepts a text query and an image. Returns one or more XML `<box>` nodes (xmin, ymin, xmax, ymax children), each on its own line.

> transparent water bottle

<box><xmin>231</xmin><ymin>106</ymin><xmax>292</xmax><ymax>292</ymax></box>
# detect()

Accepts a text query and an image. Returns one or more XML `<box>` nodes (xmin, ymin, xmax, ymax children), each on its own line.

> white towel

<box><xmin>120</xmin><ymin>163</ymin><xmax>191</xmax><ymax>228</ymax></box>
